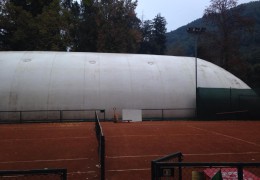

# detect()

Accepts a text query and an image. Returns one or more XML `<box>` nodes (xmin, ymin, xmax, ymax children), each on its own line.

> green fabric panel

<box><xmin>197</xmin><ymin>88</ymin><xmax>260</xmax><ymax>119</ymax></box>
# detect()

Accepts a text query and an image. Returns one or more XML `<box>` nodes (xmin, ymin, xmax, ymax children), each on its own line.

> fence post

<box><xmin>237</xmin><ymin>166</ymin><xmax>243</xmax><ymax>180</ymax></box>
<box><xmin>230</xmin><ymin>87</ymin><xmax>232</xmax><ymax>112</ymax></box>
<box><xmin>178</xmin><ymin>154</ymin><xmax>183</xmax><ymax>180</ymax></box>
<box><xmin>162</xmin><ymin>109</ymin><xmax>164</xmax><ymax>121</ymax></box>
<box><xmin>197</xmin><ymin>88</ymin><xmax>200</xmax><ymax>119</ymax></box>
<box><xmin>151</xmin><ymin>160</ymin><xmax>157</xmax><ymax>180</ymax></box>
<box><xmin>20</xmin><ymin>111</ymin><xmax>22</xmax><ymax>123</ymax></box>
<box><xmin>60</xmin><ymin>111</ymin><xmax>62</xmax><ymax>122</ymax></box>
<box><xmin>61</xmin><ymin>169</ymin><xmax>67</xmax><ymax>180</ymax></box>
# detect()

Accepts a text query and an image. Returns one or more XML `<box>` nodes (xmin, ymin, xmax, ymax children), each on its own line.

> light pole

<box><xmin>186</xmin><ymin>27</ymin><xmax>206</xmax><ymax>119</ymax></box>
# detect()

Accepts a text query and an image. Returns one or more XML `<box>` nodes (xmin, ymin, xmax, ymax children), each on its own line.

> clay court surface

<box><xmin>0</xmin><ymin>121</ymin><xmax>260</xmax><ymax>179</ymax></box>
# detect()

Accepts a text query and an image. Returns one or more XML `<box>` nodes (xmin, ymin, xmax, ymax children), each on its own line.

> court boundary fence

<box><xmin>151</xmin><ymin>152</ymin><xmax>260</xmax><ymax>180</ymax></box>
<box><xmin>0</xmin><ymin>168</ymin><xmax>67</xmax><ymax>179</ymax></box>
<box><xmin>0</xmin><ymin>109</ymin><xmax>106</xmax><ymax>123</ymax></box>
<box><xmin>95</xmin><ymin>111</ymin><xmax>105</xmax><ymax>180</ymax></box>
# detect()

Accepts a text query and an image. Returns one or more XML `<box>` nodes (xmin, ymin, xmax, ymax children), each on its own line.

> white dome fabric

<box><xmin>0</xmin><ymin>51</ymin><xmax>250</xmax><ymax>119</ymax></box>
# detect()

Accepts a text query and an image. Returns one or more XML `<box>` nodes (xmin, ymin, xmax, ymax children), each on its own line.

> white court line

<box><xmin>184</xmin><ymin>152</ymin><xmax>260</xmax><ymax>156</ymax></box>
<box><xmin>107</xmin><ymin>152</ymin><xmax>260</xmax><ymax>159</ymax></box>
<box><xmin>0</xmin><ymin>136</ymin><xmax>92</xmax><ymax>142</ymax></box>
<box><xmin>188</xmin><ymin>125</ymin><xmax>260</xmax><ymax>147</ymax></box>
<box><xmin>0</xmin><ymin>124</ymin><xmax>91</xmax><ymax>129</ymax></box>
<box><xmin>108</xmin><ymin>134</ymin><xmax>203</xmax><ymax>138</ymax></box>
<box><xmin>107</xmin><ymin>168</ymin><xmax>150</xmax><ymax>172</ymax></box>
<box><xmin>107</xmin><ymin>154</ymin><xmax>163</xmax><ymax>159</ymax></box>
<box><xmin>0</xmin><ymin>158</ymin><xmax>89</xmax><ymax>164</ymax></box>
<box><xmin>68</xmin><ymin>171</ymin><xmax>97</xmax><ymax>175</ymax></box>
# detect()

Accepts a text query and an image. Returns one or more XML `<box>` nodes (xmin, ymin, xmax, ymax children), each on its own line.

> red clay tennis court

<box><xmin>0</xmin><ymin>121</ymin><xmax>260</xmax><ymax>179</ymax></box>
<box><xmin>0</xmin><ymin>122</ymin><xmax>99</xmax><ymax>179</ymax></box>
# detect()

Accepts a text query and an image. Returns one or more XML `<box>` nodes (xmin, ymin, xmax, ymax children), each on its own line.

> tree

<box><xmin>151</xmin><ymin>14</ymin><xmax>167</xmax><ymax>54</ymax></box>
<box><xmin>60</xmin><ymin>0</ymin><xmax>80</xmax><ymax>51</ymax></box>
<box><xmin>0</xmin><ymin>0</ymin><xmax>72</xmax><ymax>51</ymax></box>
<box><xmin>139</xmin><ymin>20</ymin><xmax>153</xmax><ymax>54</ymax></box>
<box><xmin>96</xmin><ymin>0</ymin><xmax>141</xmax><ymax>53</ymax></box>
<box><xmin>74</xmin><ymin>0</ymin><xmax>98</xmax><ymax>52</ymax></box>
<box><xmin>0</xmin><ymin>2</ymin><xmax>37</xmax><ymax>50</ymax></box>
<box><xmin>203</xmin><ymin>0</ymin><xmax>254</xmax><ymax>70</ymax></box>
<box><xmin>35</xmin><ymin>0</ymin><xmax>70</xmax><ymax>50</ymax></box>
<box><xmin>139</xmin><ymin>14</ymin><xmax>167</xmax><ymax>55</ymax></box>
<box><xmin>9</xmin><ymin>0</ymin><xmax>53</xmax><ymax>17</ymax></box>
<box><xmin>1</xmin><ymin>0</ymin><xmax>144</xmax><ymax>53</ymax></box>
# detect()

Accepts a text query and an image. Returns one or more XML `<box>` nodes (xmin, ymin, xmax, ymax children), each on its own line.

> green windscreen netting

<box><xmin>197</xmin><ymin>88</ymin><xmax>260</xmax><ymax>120</ymax></box>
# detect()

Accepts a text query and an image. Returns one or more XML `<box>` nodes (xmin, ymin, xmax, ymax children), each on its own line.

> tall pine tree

<box><xmin>96</xmin><ymin>0</ymin><xmax>141</xmax><ymax>53</ymax></box>
<box><xmin>75</xmin><ymin>0</ymin><xmax>98</xmax><ymax>52</ymax></box>
<box><xmin>139</xmin><ymin>14</ymin><xmax>167</xmax><ymax>55</ymax></box>
<box><xmin>151</xmin><ymin>14</ymin><xmax>167</xmax><ymax>55</ymax></box>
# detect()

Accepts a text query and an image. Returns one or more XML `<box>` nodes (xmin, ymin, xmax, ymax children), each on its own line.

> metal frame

<box><xmin>151</xmin><ymin>152</ymin><xmax>183</xmax><ymax>180</ymax></box>
<box><xmin>151</xmin><ymin>152</ymin><xmax>260</xmax><ymax>180</ymax></box>
<box><xmin>152</xmin><ymin>162</ymin><xmax>260</xmax><ymax>180</ymax></box>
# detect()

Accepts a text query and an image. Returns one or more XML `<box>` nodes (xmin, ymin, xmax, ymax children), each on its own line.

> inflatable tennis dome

<box><xmin>0</xmin><ymin>51</ymin><xmax>250</xmax><ymax>120</ymax></box>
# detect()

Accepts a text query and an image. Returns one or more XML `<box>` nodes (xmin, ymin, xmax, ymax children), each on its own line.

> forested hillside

<box><xmin>166</xmin><ymin>1</ymin><xmax>260</xmax><ymax>88</ymax></box>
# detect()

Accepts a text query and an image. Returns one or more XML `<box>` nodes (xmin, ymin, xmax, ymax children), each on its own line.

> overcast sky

<box><xmin>136</xmin><ymin>0</ymin><xmax>254</xmax><ymax>32</ymax></box>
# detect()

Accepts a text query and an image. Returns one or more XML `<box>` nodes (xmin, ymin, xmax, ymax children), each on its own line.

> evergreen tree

<box><xmin>7</xmin><ymin>0</ymin><xmax>53</xmax><ymax>17</ymax></box>
<box><xmin>0</xmin><ymin>1</ymin><xmax>37</xmax><ymax>50</ymax></box>
<box><xmin>96</xmin><ymin>0</ymin><xmax>141</xmax><ymax>53</ymax></box>
<box><xmin>66</xmin><ymin>1</ymin><xmax>80</xmax><ymax>51</ymax></box>
<box><xmin>75</xmin><ymin>0</ymin><xmax>98</xmax><ymax>52</ymax></box>
<box><xmin>139</xmin><ymin>20</ymin><xmax>153</xmax><ymax>54</ymax></box>
<box><xmin>139</xmin><ymin>14</ymin><xmax>167</xmax><ymax>55</ymax></box>
<box><xmin>35</xmin><ymin>0</ymin><xmax>69</xmax><ymax>50</ymax></box>
<box><xmin>60</xmin><ymin>0</ymin><xmax>80</xmax><ymax>51</ymax></box>
<box><xmin>151</xmin><ymin>14</ymin><xmax>167</xmax><ymax>54</ymax></box>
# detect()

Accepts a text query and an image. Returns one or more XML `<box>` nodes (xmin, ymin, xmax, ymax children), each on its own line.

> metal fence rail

<box><xmin>151</xmin><ymin>153</ymin><xmax>260</xmax><ymax>180</ymax></box>
<box><xmin>95</xmin><ymin>111</ymin><xmax>105</xmax><ymax>180</ymax></box>
<box><xmin>0</xmin><ymin>109</ymin><xmax>106</xmax><ymax>123</ymax></box>
<box><xmin>0</xmin><ymin>168</ymin><xmax>67</xmax><ymax>180</ymax></box>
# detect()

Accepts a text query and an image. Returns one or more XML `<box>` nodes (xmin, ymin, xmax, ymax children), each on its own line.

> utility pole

<box><xmin>186</xmin><ymin>27</ymin><xmax>206</xmax><ymax>119</ymax></box>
